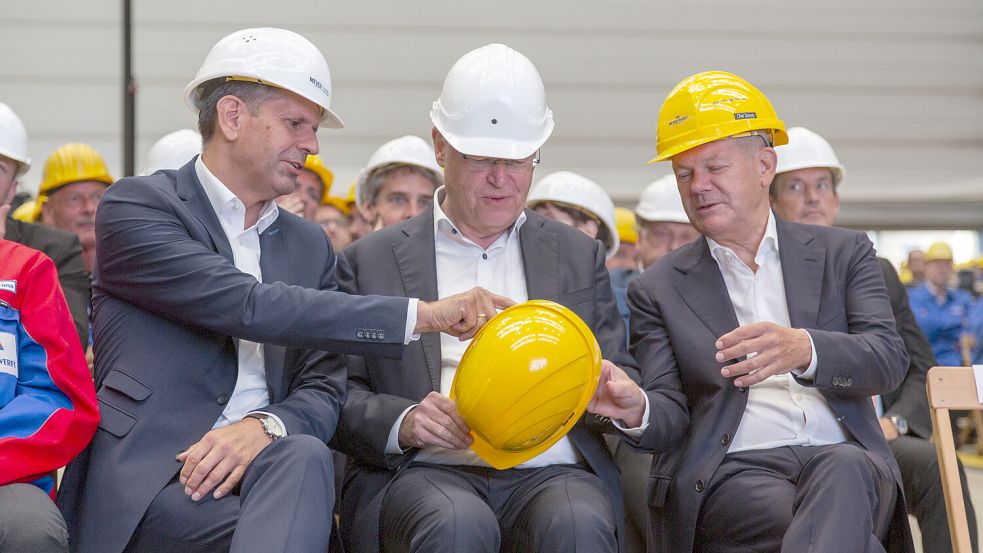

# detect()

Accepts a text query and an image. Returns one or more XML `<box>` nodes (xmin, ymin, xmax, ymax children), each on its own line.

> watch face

<box><xmin>892</xmin><ymin>416</ymin><xmax>908</xmax><ymax>435</ymax></box>
<box><xmin>263</xmin><ymin>417</ymin><xmax>285</xmax><ymax>438</ymax></box>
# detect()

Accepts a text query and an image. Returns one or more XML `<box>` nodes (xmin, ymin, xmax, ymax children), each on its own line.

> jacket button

<box><xmin>721</xmin><ymin>433</ymin><xmax>730</xmax><ymax>446</ymax></box>
<box><xmin>356</xmin><ymin>329</ymin><xmax>364</xmax><ymax>339</ymax></box>
<box><xmin>738</xmin><ymin>387</ymin><xmax>747</xmax><ymax>393</ymax></box>
<box><xmin>378</xmin><ymin>330</ymin><xmax>386</xmax><ymax>340</ymax></box>
<box><xmin>695</xmin><ymin>479</ymin><xmax>705</xmax><ymax>492</ymax></box>
<box><xmin>217</xmin><ymin>394</ymin><xmax>229</xmax><ymax>405</ymax></box>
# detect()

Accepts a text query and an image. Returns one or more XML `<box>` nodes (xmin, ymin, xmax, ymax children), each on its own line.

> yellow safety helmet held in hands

<box><xmin>450</xmin><ymin>300</ymin><xmax>602</xmax><ymax>470</ymax></box>
<box><xmin>649</xmin><ymin>71</ymin><xmax>788</xmax><ymax>163</ymax></box>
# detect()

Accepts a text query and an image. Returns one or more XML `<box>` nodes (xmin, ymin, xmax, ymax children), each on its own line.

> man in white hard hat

<box><xmin>333</xmin><ymin>43</ymin><xmax>641</xmax><ymax>553</ymax></box>
<box><xmin>56</xmin><ymin>28</ymin><xmax>510</xmax><ymax>553</ymax></box>
<box><xmin>771</xmin><ymin>126</ymin><xmax>976</xmax><ymax>553</ymax></box>
<box><xmin>0</xmin><ymin>102</ymin><xmax>90</xmax><ymax>349</ymax></box>
<box><xmin>635</xmin><ymin>174</ymin><xmax>700</xmax><ymax>271</ymax></box>
<box><xmin>142</xmin><ymin>129</ymin><xmax>203</xmax><ymax>176</ymax></box>
<box><xmin>526</xmin><ymin>170</ymin><xmax>619</xmax><ymax>256</ymax></box>
<box><xmin>356</xmin><ymin>135</ymin><xmax>443</xmax><ymax>230</ymax></box>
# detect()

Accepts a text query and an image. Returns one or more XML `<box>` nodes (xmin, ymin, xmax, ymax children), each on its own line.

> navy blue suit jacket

<box><xmin>58</xmin><ymin>159</ymin><xmax>409</xmax><ymax>553</ymax></box>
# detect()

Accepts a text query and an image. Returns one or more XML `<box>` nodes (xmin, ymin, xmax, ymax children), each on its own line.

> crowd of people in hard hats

<box><xmin>2</xmin><ymin>25</ymin><xmax>983</xmax><ymax>553</ymax></box>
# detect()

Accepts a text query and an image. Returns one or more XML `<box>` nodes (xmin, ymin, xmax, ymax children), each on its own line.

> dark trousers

<box><xmin>125</xmin><ymin>434</ymin><xmax>334</xmax><ymax>553</ymax></box>
<box><xmin>891</xmin><ymin>435</ymin><xmax>978</xmax><ymax>553</ymax></box>
<box><xmin>0</xmin><ymin>483</ymin><xmax>68</xmax><ymax>553</ymax></box>
<box><xmin>380</xmin><ymin>463</ymin><xmax>617</xmax><ymax>553</ymax></box>
<box><xmin>694</xmin><ymin>443</ymin><xmax>897</xmax><ymax>553</ymax></box>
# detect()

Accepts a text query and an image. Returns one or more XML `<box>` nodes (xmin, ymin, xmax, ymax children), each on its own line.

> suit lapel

<box><xmin>259</xmin><ymin>219</ymin><xmax>288</xmax><ymax>395</ymax></box>
<box><xmin>519</xmin><ymin>210</ymin><xmax>560</xmax><ymax>301</ymax></box>
<box><xmin>175</xmin><ymin>157</ymin><xmax>235</xmax><ymax>264</ymax></box>
<box><xmin>776</xmin><ymin>217</ymin><xmax>824</xmax><ymax>329</ymax></box>
<box><xmin>392</xmin><ymin>210</ymin><xmax>441</xmax><ymax>391</ymax></box>
<box><xmin>673</xmin><ymin>238</ymin><xmax>741</xmax><ymax>338</ymax></box>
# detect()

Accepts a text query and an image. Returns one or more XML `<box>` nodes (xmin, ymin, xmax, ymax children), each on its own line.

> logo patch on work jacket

<box><xmin>0</xmin><ymin>332</ymin><xmax>17</xmax><ymax>377</ymax></box>
<box><xmin>0</xmin><ymin>280</ymin><xmax>15</xmax><ymax>293</ymax></box>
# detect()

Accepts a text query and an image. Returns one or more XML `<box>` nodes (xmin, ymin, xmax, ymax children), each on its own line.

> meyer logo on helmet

<box><xmin>309</xmin><ymin>76</ymin><xmax>330</xmax><ymax>98</ymax></box>
<box><xmin>734</xmin><ymin>112</ymin><xmax>757</xmax><ymax>120</ymax></box>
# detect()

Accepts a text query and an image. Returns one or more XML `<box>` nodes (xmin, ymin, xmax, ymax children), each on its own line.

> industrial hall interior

<box><xmin>1</xmin><ymin>1</ymin><xmax>982</xmax><ymax>552</ymax></box>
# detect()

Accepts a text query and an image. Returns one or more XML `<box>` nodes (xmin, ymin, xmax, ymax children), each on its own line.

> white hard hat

<box><xmin>635</xmin><ymin>174</ymin><xmax>689</xmax><ymax>224</ymax></box>
<box><xmin>431</xmin><ymin>43</ymin><xmax>553</xmax><ymax>160</ymax></box>
<box><xmin>184</xmin><ymin>28</ymin><xmax>343</xmax><ymax>128</ymax></box>
<box><xmin>355</xmin><ymin>135</ymin><xmax>443</xmax><ymax>211</ymax></box>
<box><xmin>141</xmin><ymin>129</ymin><xmax>202</xmax><ymax>176</ymax></box>
<box><xmin>0</xmin><ymin>102</ymin><xmax>31</xmax><ymax>176</ymax></box>
<box><xmin>775</xmin><ymin>126</ymin><xmax>845</xmax><ymax>186</ymax></box>
<box><xmin>527</xmin><ymin>171</ymin><xmax>619</xmax><ymax>257</ymax></box>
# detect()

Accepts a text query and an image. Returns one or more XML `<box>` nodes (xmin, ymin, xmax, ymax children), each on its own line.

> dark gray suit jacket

<box><xmin>627</xmin><ymin>216</ymin><xmax>913</xmax><ymax>553</ymax></box>
<box><xmin>332</xmin><ymin>207</ymin><xmax>638</xmax><ymax>553</ymax></box>
<box><xmin>877</xmin><ymin>257</ymin><xmax>934</xmax><ymax>438</ymax></box>
<box><xmin>57</xmin><ymin>159</ymin><xmax>411</xmax><ymax>553</ymax></box>
<box><xmin>5</xmin><ymin>217</ymin><xmax>90</xmax><ymax>347</ymax></box>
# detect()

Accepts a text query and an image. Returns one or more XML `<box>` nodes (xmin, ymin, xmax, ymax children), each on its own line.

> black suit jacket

<box><xmin>5</xmin><ymin>217</ymin><xmax>90</xmax><ymax>347</ymax></box>
<box><xmin>57</xmin><ymin>159</ymin><xmax>411</xmax><ymax>553</ymax></box>
<box><xmin>627</xmin><ymin>216</ymin><xmax>912</xmax><ymax>552</ymax></box>
<box><xmin>877</xmin><ymin>257</ymin><xmax>934</xmax><ymax>438</ymax></box>
<box><xmin>332</xmin><ymin>207</ymin><xmax>638</xmax><ymax>552</ymax></box>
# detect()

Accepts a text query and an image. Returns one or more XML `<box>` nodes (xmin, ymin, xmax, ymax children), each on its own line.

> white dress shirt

<box><xmin>386</xmin><ymin>188</ymin><xmax>584</xmax><ymax>467</ymax></box>
<box><xmin>708</xmin><ymin>212</ymin><xmax>848</xmax><ymax>453</ymax></box>
<box><xmin>195</xmin><ymin>157</ymin><xmax>286</xmax><ymax>432</ymax></box>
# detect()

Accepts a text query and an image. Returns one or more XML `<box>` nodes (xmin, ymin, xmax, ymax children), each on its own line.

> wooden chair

<box><xmin>927</xmin><ymin>365</ymin><xmax>978</xmax><ymax>552</ymax></box>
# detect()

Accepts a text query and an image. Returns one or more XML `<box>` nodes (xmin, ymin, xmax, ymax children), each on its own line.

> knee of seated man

<box><xmin>0</xmin><ymin>488</ymin><xmax>68</xmax><ymax>551</ymax></box>
<box><xmin>273</xmin><ymin>434</ymin><xmax>333</xmax><ymax>467</ymax></box>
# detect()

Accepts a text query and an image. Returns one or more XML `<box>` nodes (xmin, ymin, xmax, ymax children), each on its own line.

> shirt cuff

<box><xmin>612</xmin><ymin>389</ymin><xmax>651</xmax><ymax>439</ymax></box>
<box><xmin>385</xmin><ymin>404</ymin><xmax>418</xmax><ymax>455</ymax></box>
<box><xmin>249</xmin><ymin>411</ymin><xmax>288</xmax><ymax>437</ymax></box>
<box><xmin>791</xmin><ymin>329</ymin><xmax>819</xmax><ymax>380</ymax></box>
<box><xmin>404</xmin><ymin>298</ymin><xmax>420</xmax><ymax>344</ymax></box>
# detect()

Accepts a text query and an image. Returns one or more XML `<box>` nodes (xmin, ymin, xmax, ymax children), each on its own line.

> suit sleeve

<box><xmin>95</xmin><ymin>178</ymin><xmax>409</xmax><ymax>358</ymax></box>
<box><xmin>800</xmin><ymin>233</ymin><xmax>909</xmax><ymax>397</ymax></box>
<box><xmin>0</xmin><ymin>251</ymin><xmax>98</xmax><ymax>485</ymax></box>
<box><xmin>625</xmin><ymin>276</ymin><xmax>690</xmax><ymax>452</ymax></box>
<box><xmin>46</xmin><ymin>233</ymin><xmax>90</xmax><ymax>350</ymax></box>
<box><xmin>877</xmin><ymin>258</ymin><xmax>934</xmax><ymax>439</ymax></box>
<box><xmin>331</xmin><ymin>250</ymin><xmax>417</xmax><ymax>469</ymax></box>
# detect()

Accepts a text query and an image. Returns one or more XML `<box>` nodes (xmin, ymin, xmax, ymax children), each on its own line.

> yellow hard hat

<box><xmin>301</xmin><ymin>154</ymin><xmax>334</xmax><ymax>206</ymax></box>
<box><xmin>649</xmin><ymin>71</ymin><xmax>788</xmax><ymax>163</ymax></box>
<box><xmin>925</xmin><ymin>242</ymin><xmax>953</xmax><ymax>262</ymax></box>
<box><xmin>898</xmin><ymin>262</ymin><xmax>913</xmax><ymax>285</ymax></box>
<box><xmin>11</xmin><ymin>199</ymin><xmax>37</xmax><ymax>222</ymax></box>
<box><xmin>321</xmin><ymin>194</ymin><xmax>350</xmax><ymax>216</ymax></box>
<box><xmin>39</xmin><ymin>143</ymin><xmax>113</xmax><ymax>195</ymax></box>
<box><xmin>614</xmin><ymin>207</ymin><xmax>638</xmax><ymax>245</ymax></box>
<box><xmin>450</xmin><ymin>300</ymin><xmax>602</xmax><ymax>470</ymax></box>
<box><xmin>345</xmin><ymin>181</ymin><xmax>356</xmax><ymax>209</ymax></box>
<box><xmin>36</xmin><ymin>143</ymin><xmax>113</xmax><ymax>221</ymax></box>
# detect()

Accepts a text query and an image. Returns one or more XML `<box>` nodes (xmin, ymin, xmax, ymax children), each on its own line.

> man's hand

<box><xmin>715</xmin><ymin>322</ymin><xmax>813</xmax><ymax>388</ymax></box>
<box><xmin>398</xmin><ymin>392</ymin><xmax>473</xmax><ymax>450</ymax></box>
<box><xmin>275</xmin><ymin>195</ymin><xmax>305</xmax><ymax>217</ymax></box>
<box><xmin>416</xmin><ymin>287</ymin><xmax>514</xmax><ymax>341</ymax></box>
<box><xmin>587</xmin><ymin>360</ymin><xmax>646</xmax><ymax>428</ymax></box>
<box><xmin>0</xmin><ymin>203</ymin><xmax>10</xmax><ymax>239</ymax></box>
<box><xmin>175</xmin><ymin>418</ymin><xmax>272</xmax><ymax>501</ymax></box>
<box><xmin>879</xmin><ymin>417</ymin><xmax>900</xmax><ymax>442</ymax></box>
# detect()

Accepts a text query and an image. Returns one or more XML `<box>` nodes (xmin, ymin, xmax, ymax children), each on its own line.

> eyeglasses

<box><xmin>459</xmin><ymin>150</ymin><xmax>541</xmax><ymax>172</ymax></box>
<box><xmin>730</xmin><ymin>130</ymin><xmax>775</xmax><ymax>148</ymax></box>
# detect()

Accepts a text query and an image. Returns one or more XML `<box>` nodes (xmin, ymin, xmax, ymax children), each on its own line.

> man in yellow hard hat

<box><xmin>908</xmin><ymin>242</ymin><xmax>973</xmax><ymax>368</ymax></box>
<box><xmin>0</xmin><ymin>104</ymin><xmax>90</xmax><ymax>349</ymax></box>
<box><xmin>36</xmin><ymin>143</ymin><xmax>114</xmax><ymax>273</ymax></box>
<box><xmin>276</xmin><ymin>153</ymin><xmax>332</xmax><ymax>221</ymax></box>
<box><xmin>907</xmin><ymin>249</ymin><xmax>926</xmax><ymax>287</ymax></box>
<box><xmin>617</xmin><ymin>71</ymin><xmax>910</xmax><ymax>551</ymax></box>
<box><xmin>607</xmin><ymin>207</ymin><xmax>638</xmax><ymax>271</ymax></box>
<box><xmin>772</xmin><ymin>127</ymin><xmax>976</xmax><ymax>553</ymax></box>
<box><xmin>315</xmin><ymin>193</ymin><xmax>353</xmax><ymax>252</ymax></box>
<box><xmin>333</xmin><ymin>43</ymin><xmax>644</xmax><ymax>553</ymax></box>
<box><xmin>57</xmin><ymin>28</ymin><xmax>510</xmax><ymax>553</ymax></box>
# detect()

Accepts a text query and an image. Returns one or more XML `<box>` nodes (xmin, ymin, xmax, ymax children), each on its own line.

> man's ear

<box><xmin>215</xmin><ymin>95</ymin><xmax>246</xmax><ymax>142</ymax></box>
<box><xmin>431</xmin><ymin>127</ymin><xmax>447</xmax><ymax>168</ymax></box>
<box><xmin>758</xmin><ymin>147</ymin><xmax>778</xmax><ymax>191</ymax></box>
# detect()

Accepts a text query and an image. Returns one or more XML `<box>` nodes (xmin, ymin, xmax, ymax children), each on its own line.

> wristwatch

<box><xmin>246</xmin><ymin>413</ymin><xmax>285</xmax><ymax>441</ymax></box>
<box><xmin>888</xmin><ymin>414</ymin><xmax>909</xmax><ymax>436</ymax></box>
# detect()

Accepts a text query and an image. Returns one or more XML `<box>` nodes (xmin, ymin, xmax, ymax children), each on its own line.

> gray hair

<box><xmin>362</xmin><ymin>164</ymin><xmax>442</xmax><ymax>207</ymax></box>
<box><xmin>193</xmin><ymin>79</ymin><xmax>281</xmax><ymax>143</ymax></box>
